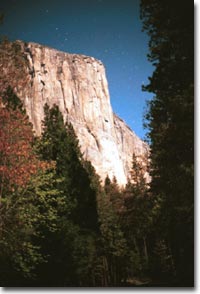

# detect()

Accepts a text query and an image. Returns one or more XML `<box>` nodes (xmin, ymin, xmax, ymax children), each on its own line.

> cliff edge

<box><xmin>1</xmin><ymin>41</ymin><xmax>149</xmax><ymax>185</ymax></box>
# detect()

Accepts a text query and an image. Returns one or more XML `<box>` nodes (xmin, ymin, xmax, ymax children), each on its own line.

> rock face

<box><xmin>5</xmin><ymin>41</ymin><xmax>149</xmax><ymax>186</ymax></box>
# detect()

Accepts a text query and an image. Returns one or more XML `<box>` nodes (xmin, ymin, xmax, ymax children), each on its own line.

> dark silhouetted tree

<box><xmin>35</xmin><ymin>104</ymin><xmax>100</xmax><ymax>286</ymax></box>
<box><xmin>140</xmin><ymin>0</ymin><xmax>194</xmax><ymax>286</ymax></box>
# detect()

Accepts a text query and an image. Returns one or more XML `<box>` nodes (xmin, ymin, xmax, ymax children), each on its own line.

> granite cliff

<box><xmin>1</xmin><ymin>41</ymin><xmax>149</xmax><ymax>186</ymax></box>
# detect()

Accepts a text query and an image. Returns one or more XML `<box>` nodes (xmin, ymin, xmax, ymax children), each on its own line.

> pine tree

<box><xmin>97</xmin><ymin>190</ymin><xmax>128</xmax><ymax>286</ymax></box>
<box><xmin>121</xmin><ymin>153</ymin><xmax>152</xmax><ymax>281</ymax></box>
<box><xmin>35</xmin><ymin>103</ymin><xmax>100</xmax><ymax>285</ymax></box>
<box><xmin>104</xmin><ymin>176</ymin><xmax>123</xmax><ymax>212</ymax></box>
<box><xmin>37</xmin><ymin>103</ymin><xmax>99</xmax><ymax>231</ymax></box>
<box><xmin>140</xmin><ymin>0</ymin><xmax>194</xmax><ymax>285</ymax></box>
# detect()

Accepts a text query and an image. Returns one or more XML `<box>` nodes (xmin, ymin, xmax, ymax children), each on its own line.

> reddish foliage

<box><xmin>0</xmin><ymin>102</ymin><xmax>48</xmax><ymax>193</ymax></box>
<box><xmin>0</xmin><ymin>40</ymin><xmax>52</xmax><ymax>195</ymax></box>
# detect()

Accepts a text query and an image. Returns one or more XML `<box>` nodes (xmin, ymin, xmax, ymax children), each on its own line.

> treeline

<box><xmin>0</xmin><ymin>39</ymin><xmax>156</xmax><ymax>287</ymax></box>
<box><xmin>0</xmin><ymin>86</ymin><xmax>192</xmax><ymax>287</ymax></box>
<box><xmin>0</xmin><ymin>88</ymin><xmax>152</xmax><ymax>286</ymax></box>
<box><xmin>0</xmin><ymin>0</ymin><xmax>194</xmax><ymax>284</ymax></box>
<box><xmin>0</xmin><ymin>38</ymin><xmax>153</xmax><ymax>287</ymax></box>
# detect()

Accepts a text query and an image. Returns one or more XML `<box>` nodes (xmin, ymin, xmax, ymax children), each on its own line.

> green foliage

<box><xmin>33</xmin><ymin>103</ymin><xmax>100</xmax><ymax>286</ymax></box>
<box><xmin>0</xmin><ymin>168</ymin><xmax>60</xmax><ymax>285</ymax></box>
<box><xmin>0</xmin><ymin>89</ymin><xmax>50</xmax><ymax>284</ymax></box>
<box><xmin>37</xmin><ymin>103</ymin><xmax>99</xmax><ymax>231</ymax></box>
<box><xmin>120</xmin><ymin>153</ymin><xmax>153</xmax><ymax>279</ymax></box>
<box><xmin>71</xmin><ymin>232</ymin><xmax>98</xmax><ymax>286</ymax></box>
<box><xmin>98</xmin><ymin>192</ymin><xmax>127</xmax><ymax>257</ymax></box>
<box><xmin>97</xmin><ymin>191</ymin><xmax>127</xmax><ymax>286</ymax></box>
<box><xmin>104</xmin><ymin>175</ymin><xmax>123</xmax><ymax>211</ymax></box>
<box><xmin>2</xmin><ymin>86</ymin><xmax>25</xmax><ymax>113</ymax></box>
<box><xmin>123</xmin><ymin>153</ymin><xmax>152</xmax><ymax>234</ymax></box>
<box><xmin>140</xmin><ymin>0</ymin><xmax>194</xmax><ymax>286</ymax></box>
<box><xmin>92</xmin><ymin>176</ymin><xmax>129</xmax><ymax>286</ymax></box>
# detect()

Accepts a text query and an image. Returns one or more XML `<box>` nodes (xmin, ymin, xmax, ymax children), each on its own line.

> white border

<box><xmin>0</xmin><ymin>1</ymin><xmax>198</xmax><ymax>293</ymax></box>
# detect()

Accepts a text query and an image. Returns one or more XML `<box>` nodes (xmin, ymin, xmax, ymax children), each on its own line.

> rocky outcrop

<box><xmin>2</xmin><ymin>41</ymin><xmax>149</xmax><ymax>186</ymax></box>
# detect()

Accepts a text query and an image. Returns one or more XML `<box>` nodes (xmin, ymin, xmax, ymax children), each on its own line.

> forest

<box><xmin>0</xmin><ymin>0</ymin><xmax>193</xmax><ymax>287</ymax></box>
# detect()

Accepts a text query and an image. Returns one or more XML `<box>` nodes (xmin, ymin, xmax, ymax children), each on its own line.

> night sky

<box><xmin>0</xmin><ymin>0</ymin><xmax>153</xmax><ymax>139</ymax></box>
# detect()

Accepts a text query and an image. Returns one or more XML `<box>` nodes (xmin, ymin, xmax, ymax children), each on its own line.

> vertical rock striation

<box><xmin>4</xmin><ymin>41</ymin><xmax>149</xmax><ymax>186</ymax></box>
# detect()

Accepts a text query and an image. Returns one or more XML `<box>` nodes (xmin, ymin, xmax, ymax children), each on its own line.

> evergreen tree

<box><xmin>0</xmin><ymin>90</ymin><xmax>52</xmax><ymax>285</ymax></box>
<box><xmin>35</xmin><ymin>103</ymin><xmax>100</xmax><ymax>285</ymax></box>
<box><xmin>104</xmin><ymin>176</ymin><xmax>123</xmax><ymax>212</ymax></box>
<box><xmin>140</xmin><ymin>0</ymin><xmax>194</xmax><ymax>285</ymax></box>
<box><xmin>121</xmin><ymin>153</ymin><xmax>152</xmax><ymax>282</ymax></box>
<box><xmin>38</xmin><ymin>103</ymin><xmax>99</xmax><ymax>231</ymax></box>
<box><xmin>88</xmin><ymin>176</ymin><xmax>129</xmax><ymax>286</ymax></box>
<box><xmin>97</xmin><ymin>190</ymin><xmax>127</xmax><ymax>286</ymax></box>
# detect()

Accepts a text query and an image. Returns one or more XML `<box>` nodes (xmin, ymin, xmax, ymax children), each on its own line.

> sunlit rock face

<box><xmin>8</xmin><ymin>41</ymin><xmax>149</xmax><ymax>186</ymax></box>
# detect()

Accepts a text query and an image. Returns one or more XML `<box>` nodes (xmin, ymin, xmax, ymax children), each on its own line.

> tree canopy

<box><xmin>140</xmin><ymin>0</ymin><xmax>194</xmax><ymax>286</ymax></box>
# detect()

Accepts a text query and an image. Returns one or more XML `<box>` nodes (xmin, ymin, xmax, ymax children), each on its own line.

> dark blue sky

<box><xmin>0</xmin><ymin>0</ymin><xmax>153</xmax><ymax>139</ymax></box>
